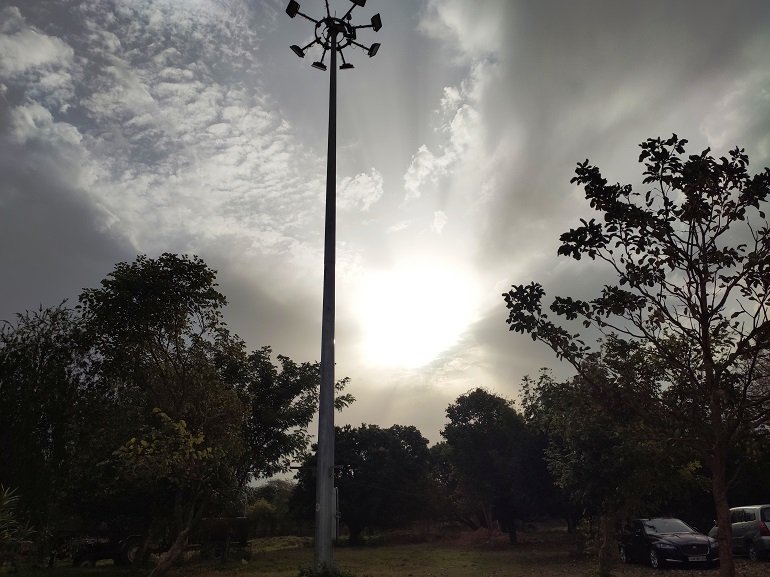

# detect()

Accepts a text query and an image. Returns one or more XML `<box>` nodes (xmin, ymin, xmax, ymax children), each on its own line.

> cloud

<box><xmin>0</xmin><ymin>1</ymin><xmax>335</xmax><ymax>264</ymax></box>
<box><xmin>0</xmin><ymin>7</ymin><xmax>74</xmax><ymax>76</ymax></box>
<box><xmin>431</xmin><ymin>210</ymin><xmax>447</xmax><ymax>234</ymax></box>
<box><xmin>418</xmin><ymin>0</ymin><xmax>507</xmax><ymax>61</ymax></box>
<box><xmin>701</xmin><ymin>72</ymin><xmax>770</xmax><ymax>166</ymax></box>
<box><xmin>4</xmin><ymin>0</ymin><xmax>770</xmax><ymax>445</ymax></box>
<box><xmin>338</xmin><ymin>169</ymin><xmax>384</xmax><ymax>212</ymax></box>
<box><xmin>402</xmin><ymin>67</ymin><xmax>491</xmax><ymax>204</ymax></box>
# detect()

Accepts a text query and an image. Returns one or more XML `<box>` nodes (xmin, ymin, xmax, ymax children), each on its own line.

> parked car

<box><xmin>708</xmin><ymin>505</ymin><xmax>770</xmax><ymax>561</ymax></box>
<box><xmin>619</xmin><ymin>517</ymin><xmax>719</xmax><ymax>569</ymax></box>
<box><xmin>71</xmin><ymin>534</ymin><xmax>142</xmax><ymax>567</ymax></box>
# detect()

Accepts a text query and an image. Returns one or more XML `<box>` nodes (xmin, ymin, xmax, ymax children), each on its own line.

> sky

<box><xmin>2</xmin><ymin>0</ymin><xmax>770</xmax><ymax>445</ymax></box>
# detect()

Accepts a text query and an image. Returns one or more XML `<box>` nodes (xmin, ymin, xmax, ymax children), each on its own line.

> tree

<box><xmin>1</xmin><ymin>253</ymin><xmax>343</xmax><ymax>572</ymax></box>
<box><xmin>503</xmin><ymin>135</ymin><xmax>770</xmax><ymax>577</ymax></box>
<box><xmin>245</xmin><ymin>479</ymin><xmax>298</xmax><ymax>537</ymax></box>
<box><xmin>0</xmin><ymin>305</ymin><xmax>85</xmax><ymax>555</ymax></box>
<box><xmin>237</xmin><ymin>348</ymin><xmax>353</xmax><ymax>484</ymax></box>
<box><xmin>441</xmin><ymin>388</ymin><xmax>536</xmax><ymax>543</ymax></box>
<box><xmin>78</xmin><ymin>254</ymin><xmax>247</xmax><ymax>575</ymax></box>
<box><xmin>292</xmin><ymin>424</ymin><xmax>432</xmax><ymax>545</ymax></box>
<box><xmin>523</xmin><ymin>337</ymin><xmax>707</xmax><ymax>576</ymax></box>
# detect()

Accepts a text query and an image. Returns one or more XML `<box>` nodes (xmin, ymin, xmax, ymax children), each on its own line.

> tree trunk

<box><xmin>347</xmin><ymin>524</ymin><xmax>363</xmax><ymax>546</ymax></box>
<box><xmin>596</xmin><ymin>513</ymin><xmax>617</xmax><ymax>577</ymax></box>
<box><xmin>477</xmin><ymin>503</ymin><xmax>495</xmax><ymax>543</ymax></box>
<box><xmin>711</xmin><ymin>445</ymin><xmax>735</xmax><ymax>577</ymax></box>
<box><xmin>148</xmin><ymin>492</ymin><xmax>208</xmax><ymax>577</ymax></box>
<box><xmin>148</xmin><ymin>527</ymin><xmax>189</xmax><ymax>577</ymax></box>
<box><xmin>566</xmin><ymin>514</ymin><xmax>578</xmax><ymax>535</ymax></box>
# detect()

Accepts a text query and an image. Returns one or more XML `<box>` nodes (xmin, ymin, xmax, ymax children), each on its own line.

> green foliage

<box><xmin>292</xmin><ymin>424</ymin><xmax>432</xmax><ymax>545</ymax></box>
<box><xmin>522</xmin><ymin>338</ymin><xmax>703</xmax><ymax>519</ymax></box>
<box><xmin>440</xmin><ymin>388</ymin><xmax>541</xmax><ymax>539</ymax></box>
<box><xmin>0</xmin><ymin>486</ymin><xmax>34</xmax><ymax>563</ymax></box>
<box><xmin>237</xmin><ymin>350</ymin><xmax>353</xmax><ymax>482</ymax></box>
<box><xmin>112</xmin><ymin>409</ymin><xmax>224</xmax><ymax>490</ymax></box>
<box><xmin>245</xmin><ymin>480</ymin><xmax>298</xmax><ymax>537</ymax></box>
<box><xmin>0</xmin><ymin>305</ymin><xmax>85</xmax><ymax>547</ymax></box>
<box><xmin>0</xmin><ymin>252</ymin><xmax>339</xmax><ymax>572</ymax></box>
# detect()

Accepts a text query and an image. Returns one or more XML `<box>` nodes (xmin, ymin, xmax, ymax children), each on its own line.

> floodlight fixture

<box><xmin>339</xmin><ymin>51</ymin><xmax>354</xmax><ymax>70</ymax></box>
<box><xmin>286</xmin><ymin>0</ymin><xmax>300</xmax><ymax>17</ymax></box>
<box><xmin>286</xmin><ymin>0</ymin><xmax>381</xmax><ymax>71</ymax></box>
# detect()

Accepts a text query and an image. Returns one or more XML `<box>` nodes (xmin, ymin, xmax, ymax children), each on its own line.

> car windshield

<box><xmin>762</xmin><ymin>508</ymin><xmax>770</xmax><ymax>522</ymax></box>
<box><xmin>643</xmin><ymin>518</ymin><xmax>693</xmax><ymax>534</ymax></box>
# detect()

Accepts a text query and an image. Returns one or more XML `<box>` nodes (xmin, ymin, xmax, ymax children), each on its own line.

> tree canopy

<box><xmin>293</xmin><ymin>423</ymin><xmax>431</xmax><ymax>545</ymax></box>
<box><xmin>0</xmin><ymin>253</ymin><xmax>345</xmax><ymax>574</ymax></box>
<box><xmin>441</xmin><ymin>388</ymin><xmax>540</xmax><ymax>543</ymax></box>
<box><xmin>504</xmin><ymin>135</ymin><xmax>770</xmax><ymax>577</ymax></box>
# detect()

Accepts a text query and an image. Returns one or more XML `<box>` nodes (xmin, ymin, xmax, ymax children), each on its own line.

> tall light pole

<box><xmin>285</xmin><ymin>0</ymin><xmax>381</xmax><ymax>571</ymax></box>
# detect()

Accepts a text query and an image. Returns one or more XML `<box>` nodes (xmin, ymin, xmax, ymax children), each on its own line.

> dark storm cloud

<box><xmin>481</xmin><ymin>1</ymin><xmax>769</xmax><ymax>258</ymax></box>
<box><xmin>0</xmin><ymin>98</ymin><xmax>132</xmax><ymax>321</ymax></box>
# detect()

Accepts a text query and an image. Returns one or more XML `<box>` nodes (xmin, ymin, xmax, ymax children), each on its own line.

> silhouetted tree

<box><xmin>0</xmin><ymin>305</ymin><xmax>85</xmax><ymax>555</ymax></box>
<box><xmin>504</xmin><ymin>135</ymin><xmax>770</xmax><ymax>577</ymax></box>
<box><xmin>78</xmin><ymin>254</ymin><xmax>246</xmax><ymax>576</ymax></box>
<box><xmin>523</xmin><ymin>337</ymin><xmax>706</xmax><ymax>576</ymax></box>
<box><xmin>441</xmin><ymin>388</ymin><xmax>536</xmax><ymax>543</ymax></box>
<box><xmin>293</xmin><ymin>424</ymin><xmax>431</xmax><ymax>545</ymax></box>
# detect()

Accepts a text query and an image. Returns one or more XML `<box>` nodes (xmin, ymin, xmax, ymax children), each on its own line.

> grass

<box><xmin>4</xmin><ymin>528</ymin><xmax>769</xmax><ymax>577</ymax></box>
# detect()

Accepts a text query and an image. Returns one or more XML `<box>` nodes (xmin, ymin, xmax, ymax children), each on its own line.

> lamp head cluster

<box><xmin>287</xmin><ymin>0</ymin><xmax>381</xmax><ymax>71</ymax></box>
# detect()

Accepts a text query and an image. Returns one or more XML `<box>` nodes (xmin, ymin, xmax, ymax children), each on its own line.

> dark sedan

<box><xmin>619</xmin><ymin>517</ymin><xmax>719</xmax><ymax>569</ymax></box>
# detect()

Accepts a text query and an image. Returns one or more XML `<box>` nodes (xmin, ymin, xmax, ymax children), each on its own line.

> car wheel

<box><xmin>649</xmin><ymin>548</ymin><xmax>663</xmax><ymax>569</ymax></box>
<box><xmin>619</xmin><ymin>545</ymin><xmax>629</xmax><ymax>564</ymax></box>
<box><xmin>123</xmin><ymin>537</ymin><xmax>142</xmax><ymax>565</ymax></box>
<box><xmin>748</xmin><ymin>543</ymin><xmax>759</xmax><ymax>562</ymax></box>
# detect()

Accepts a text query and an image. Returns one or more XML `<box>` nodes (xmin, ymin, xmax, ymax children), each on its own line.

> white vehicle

<box><xmin>709</xmin><ymin>505</ymin><xmax>770</xmax><ymax>562</ymax></box>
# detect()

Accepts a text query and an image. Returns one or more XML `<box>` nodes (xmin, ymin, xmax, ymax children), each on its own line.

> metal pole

<box><xmin>315</xmin><ymin>31</ymin><xmax>337</xmax><ymax>572</ymax></box>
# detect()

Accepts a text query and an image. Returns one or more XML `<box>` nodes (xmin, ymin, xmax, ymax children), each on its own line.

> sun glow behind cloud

<box><xmin>353</xmin><ymin>259</ymin><xmax>480</xmax><ymax>369</ymax></box>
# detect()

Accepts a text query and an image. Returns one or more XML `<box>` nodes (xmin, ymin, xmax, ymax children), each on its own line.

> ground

<box><xmin>3</xmin><ymin>528</ymin><xmax>768</xmax><ymax>577</ymax></box>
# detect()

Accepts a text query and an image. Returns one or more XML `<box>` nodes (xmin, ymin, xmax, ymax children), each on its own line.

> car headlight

<box><xmin>656</xmin><ymin>543</ymin><xmax>677</xmax><ymax>551</ymax></box>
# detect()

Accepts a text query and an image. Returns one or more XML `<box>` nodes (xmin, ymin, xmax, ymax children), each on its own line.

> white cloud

<box><xmin>418</xmin><ymin>0</ymin><xmax>506</xmax><ymax>61</ymax></box>
<box><xmin>431</xmin><ymin>210</ymin><xmax>448</xmax><ymax>233</ymax></box>
<box><xmin>402</xmin><ymin>62</ymin><xmax>494</xmax><ymax>205</ymax></box>
<box><xmin>0</xmin><ymin>7</ymin><xmax>74</xmax><ymax>76</ymax></box>
<box><xmin>403</xmin><ymin>144</ymin><xmax>446</xmax><ymax>201</ymax></box>
<box><xmin>9</xmin><ymin>103</ymin><xmax>81</xmax><ymax>147</ymax></box>
<box><xmin>338</xmin><ymin>169</ymin><xmax>384</xmax><ymax>212</ymax></box>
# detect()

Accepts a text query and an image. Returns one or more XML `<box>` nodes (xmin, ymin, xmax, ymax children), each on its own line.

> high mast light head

<box><xmin>286</xmin><ymin>0</ymin><xmax>381</xmax><ymax>71</ymax></box>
